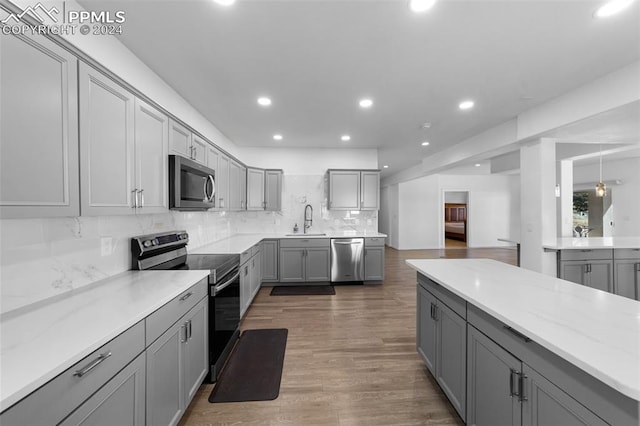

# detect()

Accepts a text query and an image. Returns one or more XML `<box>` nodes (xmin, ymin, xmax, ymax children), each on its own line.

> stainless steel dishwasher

<box><xmin>330</xmin><ymin>238</ymin><xmax>364</xmax><ymax>282</ymax></box>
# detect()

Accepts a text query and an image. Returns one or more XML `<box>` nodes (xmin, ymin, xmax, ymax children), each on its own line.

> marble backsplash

<box><xmin>0</xmin><ymin>174</ymin><xmax>377</xmax><ymax>314</ymax></box>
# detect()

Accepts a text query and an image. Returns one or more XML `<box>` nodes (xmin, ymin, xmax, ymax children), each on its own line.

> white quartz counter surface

<box><xmin>543</xmin><ymin>237</ymin><xmax>640</xmax><ymax>250</ymax></box>
<box><xmin>406</xmin><ymin>258</ymin><xmax>640</xmax><ymax>401</ymax></box>
<box><xmin>191</xmin><ymin>232</ymin><xmax>387</xmax><ymax>255</ymax></box>
<box><xmin>0</xmin><ymin>269</ymin><xmax>210</xmax><ymax>410</ymax></box>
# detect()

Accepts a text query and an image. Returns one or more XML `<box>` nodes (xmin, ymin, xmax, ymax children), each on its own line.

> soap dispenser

<box><xmin>293</xmin><ymin>223</ymin><xmax>299</xmax><ymax>233</ymax></box>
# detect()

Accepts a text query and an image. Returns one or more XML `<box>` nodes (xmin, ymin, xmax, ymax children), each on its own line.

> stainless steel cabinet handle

<box><xmin>138</xmin><ymin>189</ymin><xmax>144</xmax><ymax>208</ymax></box>
<box><xmin>433</xmin><ymin>305</ymin><xmax>439</xmax><ymax>321</ymax></box>
<box><xmin>180</xmin><ymin>324</ymin><xmax>187</xmax><ymax>343</ymax></box>
<box><xmin>518</xmin><ymin>374</ymin><xmax>528</xmax><ymax>402</ymax></box>
<box><xmin>334</xmin><ymin>241</ymin><xmax>362</xmax><ymax>245</ymax></box>
<box><xmin>636</xmin><ymin>263</ymin><xmax>640</xmax><ymax>272</ymax></box>
<box><xmin>509</xmin><ymin>369</ymin><xmax>519</xmax><ymax>397</ymax></box>
<box><xmin>430</xmin><ymin>303</ymin><xmax>435</xmax><ymax>319</ymax></box>
<box><xmin>503</xmin><ymin>326</ymin><xmax>532</xmax><ymax>342</ymax></box>
<box><xmin>131</xmin><ymin>189</ymin><xmax>138</xmax><ymax>208</ymax></box>
<box><xmin>187</xmin><ymin>320</ymin><xmax>192</xmax><ymax>340</ymax></box>
<box><xmin>73</xmin><ymin>351</ymin><xmax>112</xmax><ymax>377</ymax></box>
<box><xmin>193</xmin><ymin>146</ymin><xmax>197</xmax><ymax>159</ymax></box>
<box><xmin>180</xmin><ymin>292</ymin><xmax>193</xmax><ymax>301</ymax></box>
<box><xmin>189</xmin><ymin>146</ymin><xmax>194</xmax><ymax>159</ymax></box>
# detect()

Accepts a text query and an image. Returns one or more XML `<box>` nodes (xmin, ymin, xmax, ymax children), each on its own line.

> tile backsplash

<box><xmin>0</xmin><ymin>174</ymin><xmax>377</xmax><ymax>314</ymax></box>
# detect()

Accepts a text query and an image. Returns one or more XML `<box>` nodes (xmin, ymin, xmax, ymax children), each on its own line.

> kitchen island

<box><xmin>407</xmin><ymin>258</ymin><xmax>639</xmax><ymax>426</ymax></box>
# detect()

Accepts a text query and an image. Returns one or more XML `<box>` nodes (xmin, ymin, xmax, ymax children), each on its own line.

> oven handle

<box><xmin>212</xmin><ymin>270</ymin><xmax>241</xmax><ymax>296</ymax></box>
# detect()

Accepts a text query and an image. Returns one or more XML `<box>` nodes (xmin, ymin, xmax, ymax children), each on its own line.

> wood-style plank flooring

<box><xmin>181</xmin><ymin>246</ymin><xmax>517</xmax><ymax>425</ymax></box>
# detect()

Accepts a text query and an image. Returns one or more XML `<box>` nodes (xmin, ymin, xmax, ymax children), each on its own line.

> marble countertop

<box><xmin>543</xmin><ymin>237</ymin><xmax>640</xmax><ymax>250</ymax></box>
<box><xmin>0</xmin><ymin>269</ymin><xmax>210</xmax><ymax>410</ymax></box>
<box><xmin>406</xmin><ymin>258</ymin><xmax>640</xmax><ymax>401</ymax></box>
<box><xmin>191</xmin><ymin>231</ymin><xmax>387</xmax><ymax>255</ymax></box>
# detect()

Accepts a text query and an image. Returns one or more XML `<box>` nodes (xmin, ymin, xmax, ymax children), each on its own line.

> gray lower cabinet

<box><xmin>146</xmin><ymin>297</ymin><xmax>208</xmax><ymax>426</ymax></box>
<box><xmin>60</xmin><ymin>353</ymin><xmax>146</xmax><ymax>426</ymax></box>
<box><xmin>416</xmin><ymin>279</ymin><xmax>466</xmax><ymax>420</ymax></box>
<box><xmin>467</xmin><ymin>325</ymin><xmax>522</xmax><ymax>426</ymax></box>
<box><xmin>364</xmin><ymin>246</ymin><xmax>384</xmax><ymax>281</ymax></box>
<box><xmin>560</xmin><ymin>260</ymin><xmax>613</xmax><ymax>292</ymax></box>
<box><xmin>279</xmin><ymin>239</ymin><xmax>330</xmax><ymax>283</ymax></box>
<box><xmin>614</xmin><ymin>249</ymin><xmax>640</xmax><ymax>300</ymax></box>
<box><xmin>261</xmin><ymin>240</ymin><xmax>279</xmax><ymax>282</ymax></box>
<box><xmin>240</xmin><ymin>245</ymin><xmax>261</xmax><ymax>317</ymax></box>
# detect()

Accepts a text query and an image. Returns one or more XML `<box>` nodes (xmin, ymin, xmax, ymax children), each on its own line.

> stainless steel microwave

<box><xmin>169</xmin><ymin>155</ymin><xmax>216</xmax><ymax>210</ymax></box>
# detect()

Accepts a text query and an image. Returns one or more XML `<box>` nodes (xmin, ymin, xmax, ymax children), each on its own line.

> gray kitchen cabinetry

<box><xmin>146</xmin><ymin>295</ymin><xmax>208</xmax><ymax>426</ymax></box>
<box><xmin>265</xmin><ymin>169</ymin><xmax>283</xmax><ymax>211</ymax></box>
<box><xmin>229</xmin><ymin>159</ymin><xmax>247</xmax><ymax>211</ymax></box>
<box><xmin>79</xmin><ymin>64</ymin><xmax>168</xmax><ymax>216</ymax></box>
<box><xmin>261</xmin><ymin>239</ymin><xmax>279</xmax><ymax>282</ymax></box>
<box><xmin>279</xmin><ymin>239</ymin><xmax>331</xmax><ymax>283</ymax></box>
<box><xmin>364</xmin><ymin>237</ymin><xmax>385</xmax><ymax>282</ymax></box>
<box><xmin>240</xmin><ymin>244</ymin><xmax>262</xmax><ymax>317</ymax></box>
<box><xmin>559</xmin><ymin>250</ymin><xmax>613</xmax><ymax>293</ymax></box>
<box><xmin>59</xmin><ymin>353</ymin><xmax>146</xmax><ymax>426</ymax></box>
<box><xmin>0</xmin><ymin>27</ymin><xmax>79</xmax><ymax>219</ymax></box>
<box><xmin>169</xmin><ymin>119</ymin><xmax>206</xmax><ymax>165</ymax></box>
<box><xmin>247</xmin><ymin>167</ymin><xmax>266</xmax><ymax>210</ymax></box>
<box><xmin>416</xmin><ymin>277</ymin><xmax>466</xmax><ymax>420</ymax></box>
<box><xmin>327</xmin><ymin>169</ymin><xmax>380</xmax><ymax>210</ymax></box>
<box><xmin>614</xmin><ymin>248</ymin><xmax>640</xmax><ymax>300</ymax></box>
<box><xmin>216</xmin><ymin>153</ymin><xmax>230</xmax><ymax>211</ymax></box>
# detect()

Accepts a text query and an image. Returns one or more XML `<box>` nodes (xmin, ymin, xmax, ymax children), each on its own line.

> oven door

<box><xmin>208</xmin><ymin>266</ymin><xmax>240</xmax><ymax>381</ymax></box>
<box><xmin>169</xmin><ymin>155</ymin><xmax>216</xmax><ymax>210</ymax></box>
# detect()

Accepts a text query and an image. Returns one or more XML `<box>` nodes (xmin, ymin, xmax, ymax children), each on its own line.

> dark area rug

<box><xmin>270</xmin><ymin>285</ymin><xmax>335</xmax><ymax>296</ymax></box>
<box><xmin>208</xmin><ymin>329</ymin><xmax>288</xmax><ymax>403</ymax></box>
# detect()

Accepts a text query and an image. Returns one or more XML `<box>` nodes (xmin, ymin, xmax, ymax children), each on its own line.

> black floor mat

<box><xmin>269</xmin><ymin>285</ymin><xmax>335</xmax><ymax>296</ymax></box>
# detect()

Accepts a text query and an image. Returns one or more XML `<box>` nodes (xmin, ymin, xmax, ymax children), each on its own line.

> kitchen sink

<box><xmin>285</xmin><ymin>233</ymin><xmax>327</xmax><ymax>236</ymax></box>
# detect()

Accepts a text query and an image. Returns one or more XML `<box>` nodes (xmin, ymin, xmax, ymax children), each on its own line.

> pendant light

<box><xmin>595</xmin><ymin>145</ymin><xmax>606</xmax><ymax>197</ymax></box>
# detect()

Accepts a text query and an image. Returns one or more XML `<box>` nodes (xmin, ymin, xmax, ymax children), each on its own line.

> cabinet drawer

<box><xmin>559</xmin><ymin>249</ymin><xmax>612</xmax><ymax>261</ymax></box>
<box><xmin>240</xmin><ymin>248</ymin><xmax>252</xmax><ymax>265</ymax></box>
<box><xmin>146</xmin><ymin>278</ymin><xmax>207</xmax><ymax>345</ymax></box>
<box><xmin>0</xmin><ymin>321</ymin><xmax>144</xmax><ymax>426</ymax></box>
<box><xmin>615</xmin><ymin>248</ymin><xmax>640</xmax><ymax>260</ymax></box>
<box><xmin>279</xmin><ymin>238</ymin><xmax>330</xmax><ymax>248</ymax></box>
<box><xmin>251</xmin><ymin>244</ymin><xmax>261</xmax><ymax>257</ymax></box>
<box><xmin>418</xmin><ymin>275</ymin><xmax>466</xmax><ymax>319</ymax></box>
<box><xmin>365</xmin><ymin>237</ymin><xmax>385</xmax><ymax>247</ymax></box>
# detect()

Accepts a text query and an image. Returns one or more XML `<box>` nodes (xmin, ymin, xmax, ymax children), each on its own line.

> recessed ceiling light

<box><xmin>359</xmin><ymin>98</ymin><xmax>373</xmax><ymax>108</ymax></box>
<box><xmin>273</xmin><ymin>134</ymin><xmax>283</xmax><ymax>141</ymax></box>
<box><xmin>421</xmin><ymin>141</ymin><xmax>430</xmax><ymax>146</ymax></box>
<box><xmin>341</xmin><ymin>135</ymin><xmax>351</xmax><ymax>141</ymax></box>
<box><xmin>594</xmin><ymin>0</ymin><xmax>634</xmax><ymax>17</ymax></box>
<box><xmin>213</xmin><ymin>0</ymin><xmax>236</xmax><ymax>6</ymax></box>
<box><xmin>421</xmin><ymin>122</ymin><xmax>432</xmax><ymax>129</ymax></box>
<box><xmin>257</xmin><ymin>97</ymin><xmax>271</xmax><ymax>106</ymax></box>
<box><xmin>409</xmin><ymin>0</ymin><xmax>437</xmax><ymax>13</ymax></box>
<box><xmin>459</xmin><ymin>100</ymin><xmax>475</xmax><ymax>110</ymax></box>
<box><xmin>474</xmin><ymin>163</ymin><xmax>481</xmax><ymax>167</ymax></box>
<box><xmin>383</xmin><ymin>165</ymin><xmax>389</xmax><ymax>169</ymax></box>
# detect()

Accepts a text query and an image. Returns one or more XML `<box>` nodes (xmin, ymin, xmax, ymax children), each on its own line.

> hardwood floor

<box><xmin>181</xmin><ymin>246</ymin><xmax>517</xmax><ymax>426</ymax></box>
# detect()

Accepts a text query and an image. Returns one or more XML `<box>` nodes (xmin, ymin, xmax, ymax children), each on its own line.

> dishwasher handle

<box><xmin>333</xmin><ymin>241</ymin><xmax>362</xmax><ymax>245</ymax></box>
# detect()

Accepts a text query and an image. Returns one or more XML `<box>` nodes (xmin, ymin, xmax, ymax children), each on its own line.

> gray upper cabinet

<box><xmin>264</xmin><ymin>169</ymin><xmax>283</xmax><ymax>211</ymax></box>
<box><xmin>217</xmin><ymin>154</ymin><xmax>230</xmax><ymax>211</ymax></box>
<box><xmin>79</xmin><ymin>64</ymin><xmax>168</xmax><ymax>216</ymax></box>
<box><xmin>169</xmin><ymin>120</ymin><xmax>207</xmax><ymax>166</ymax></box>
<box><xmin>246</xmin><ymin>167</ymin><xmax>265</xmax><ymax>210</ymax></box>
<box><xmin>0</xmin><ymin>29</ymin><xmax>79</xmax><ymax>218</ymax></box>
<box><xmin>614</xmin><ymin>249</ymin><xmax>640</xmax><ymax>301</ymax></box>
<box><xmin>328</xmin><ymin>169</ymin><xmax>380</xmax><ymax>210</ymax></box>
<box><xmin>229</xmin><ymin>160</ymin><xmax>246</xmax><ymax>211</ymax></box>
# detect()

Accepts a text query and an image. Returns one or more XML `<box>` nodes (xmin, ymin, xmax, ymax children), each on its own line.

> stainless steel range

<box><xmin>131</xmin><ymin>231</ymin><xmax>240</xmax><ymax>382</ymax></box>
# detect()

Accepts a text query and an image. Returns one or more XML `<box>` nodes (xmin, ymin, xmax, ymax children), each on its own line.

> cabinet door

<box><xmin>416</xmin><ymin>285</ymin><xmax>437</xmax><ymax>374</ymax></box>
<box><xmin>228</xmin><ymin>160</ymin><xmax>244</xmax><ymax>211</ymax></box>
<box><xmin>364</xmin><ymin>246</ymin><xmax>385</xmax><ymax>281</ymax></box>
<box><xmin>134</xmin><ymin>98</ymin><xmax>168</xmax><ymax>214</ymax></box>
<box><xmin>60</xmin><ymin>354</ymin><xmax>146</xmax><ymax>426</ymax></box>
<box><xmin>250</xmin><ymin>254</ymin><xmax>261</xmax><ymax>301</ymax></box>
<box><xmin>467</xmin><ymin>325</ymin><xmax>521</xmax><ymax>426</ymax></box>
<box><xmin>79</xmin><ymin>63</ymin><xmax>136</xmax><ymax>216</ymax></box>
<box><xmin>305</xmin><ymin>247</ymin><xmax>331</xmax><ymax>282</ymax></box>
<box><xmin>247</xmin><ymin>168</ymin><xmax>265</xmax><ymax>210</ymax></box>
<box><xmin>183</xmin><ymin>299</ymin><xmax>208</xmax><ymax>406</ymax></box>
<box><xmin>560</xmin><ymin>262</ymin><xmax>586</xmax><ymax>286</ymax></box>
<box><xmin>265</xmin><ymin>170</ymin><xmax>283</xmax><ymax>211</ymax></box>
<box><xmin>585</xmin><ymin>261</ymin><xmax>613</xmax><ymax>293</ymax></box>
<box><xmin>261</xmin><ymin>240</ymin><xmax>279</xmax><ymax>282</ymax></box>
<box><xmin>191</xmin><ymin>134</ymin><xmax>208</xmax><ymax>165</ymax></box>
<box><xmin>522</xmin><ymin>365</ymin><xmax>607</xmax><ymax>426</ymax></box>
<box><xmin>279</xmin><ymin>248</ymin><xmax>305</xmax><ymax>282</ymax></box>
<box><xmin>217</xmin><ymin>154</ymin><xmax>229</xmax><ymax>210</ymax></box>
<box><xmin>169</xmin><ymin>119</ymin><xmax>192</xmax><ymax>159</ymax></box>
<box><xmin>436</xmin><ymin>302</ymin><xmax>466</xmax><ymax>420</ymax></box>
<box><xmin>240</xmin><ymin>263</ymin><xmax>251</xmax><ymax>317</ymax></box>
<box><xmin>329</xmin><ymin>170</ymin><xmax>360</xmax><ymax>210</ymax></box>
<box><xmin>146</xmin><ymin>319</ymin><xmax>185</xmax><ymax>426</ymax></box>
<box><xmin>614</xmin><ymin>260</ymin><xmax>639</xmax><ymax>300</ymax></box>
<box><xmin>0</xmin><ymin>30</ymin><xmax>79</xmax><ymax>218</ymax></box>
<box><xmin>360</xmin><ymin>171</ymin><xmax>380</xmax><ymax>210</ymax></box>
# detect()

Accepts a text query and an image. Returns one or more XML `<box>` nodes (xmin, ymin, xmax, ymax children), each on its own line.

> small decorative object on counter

<box><xmin>293</xmin><ymin>223</ymin><xmax>299</xmax><ymax>233</ymax></box>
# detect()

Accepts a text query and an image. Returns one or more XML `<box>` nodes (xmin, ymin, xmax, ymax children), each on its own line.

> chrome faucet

<box><xmin>304</xmin><ymin>204</ymin><xmax>313</xmax><ymax>234</ymax></box>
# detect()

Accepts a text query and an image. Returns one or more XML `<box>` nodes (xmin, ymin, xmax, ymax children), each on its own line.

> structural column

<box><xmin>520</xmin><ymin>138</ymin><xmax>557</xmax><ymax>275</ymax></box>
<box><xmin>558</xmin><ymin>159</ymin><xmax>574</xmax><ymax>237</ymax></box>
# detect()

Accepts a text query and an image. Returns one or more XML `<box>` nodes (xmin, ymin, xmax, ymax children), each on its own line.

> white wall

<box><xmin>239</xmin><ymin>147</ymin><xmax>378</xmax><ymax>174</ymax></box>
<box><xmin>444</xmin><ymin>192</ymin><xmax>468</xmax><ymax>204</ymax></box>
<box><xmin>573</xmin><ymin>157</ymin><xmax>640</xmax><ymax>237</ymax></box>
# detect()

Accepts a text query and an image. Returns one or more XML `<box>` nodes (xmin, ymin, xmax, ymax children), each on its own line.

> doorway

<box><xmin>444</xmin><ymin>191</ymin><xmax>468</xmax><ymax>248</ymax></box>
<box><xmin>572</xmin><ymin>189</ymin><xmax>613</xmax><ymax>237</ymax></box>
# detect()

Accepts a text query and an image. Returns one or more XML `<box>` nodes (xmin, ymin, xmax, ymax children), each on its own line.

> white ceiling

<box><xmin>82</xmin><ymin>0</ymin><xmax>640</xmax><ymax>177</ymax></box>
